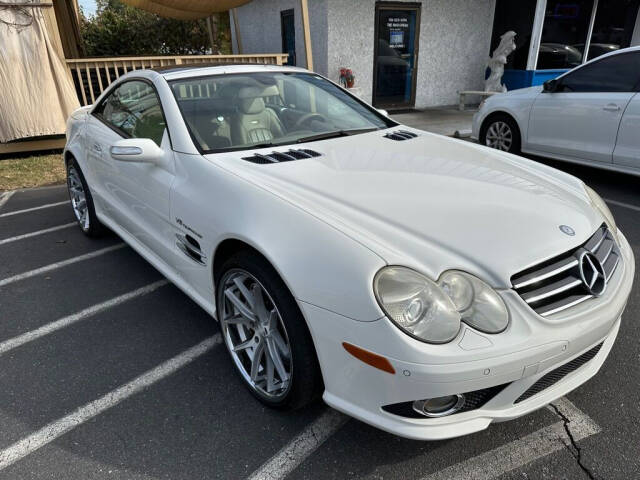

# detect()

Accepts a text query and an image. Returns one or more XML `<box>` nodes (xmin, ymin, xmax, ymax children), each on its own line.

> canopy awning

<box><xmin>121</xmin><ymin>0</ymin><xmax>252</xmax><ymax>20</ymax></box>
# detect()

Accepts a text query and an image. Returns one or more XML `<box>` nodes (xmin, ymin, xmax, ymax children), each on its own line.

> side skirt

<box><xmin>97</xmin><ymin>212</ymin><xmax>218</xmax><ymax>321</ymax></box>
<box><xmin>521</xmin><ymin>148</ymin><xmax>640</xmax><ymax>178</ymax></box>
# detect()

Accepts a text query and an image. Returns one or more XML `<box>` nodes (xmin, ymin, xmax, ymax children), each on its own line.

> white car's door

<box><xmin>613</xmin><ymin>93</ymin><xmax>640</xmax><ymax>170</ymax></box>
<box><xmin>527</xmin><ymin>51</ymin><xmax>640</xmax><ymax>163</ymax></box>
<box><xmin>86</xmin><ymin>79</ymin><xmax>176</xmax><ymax>262</ymax></box>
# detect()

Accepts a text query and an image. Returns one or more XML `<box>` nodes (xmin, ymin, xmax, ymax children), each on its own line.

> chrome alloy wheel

<box><xmin>485</xmin><ymin>121</ymin><xmax>513</xmax><ymax>151</ymax></box>
<box><xmin>67</xmin><ymin>166</ymin><xmax>89</xmax><ymax>231</ymax></box>
<box><xmin>219</xmin><ymin>269</ymin><xmax>293</xmax><ymax>400</ymax></box>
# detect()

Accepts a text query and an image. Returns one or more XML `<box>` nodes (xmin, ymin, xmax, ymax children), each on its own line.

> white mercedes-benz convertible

<box><xmin>64</xmin><ymin>64</ymin><xmax>634</xmax><ymax>440</ymax></box>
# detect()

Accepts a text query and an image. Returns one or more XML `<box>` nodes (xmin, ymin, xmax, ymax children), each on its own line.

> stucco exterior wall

<box><xmin>326</xmin><ymin>0</ymin><xmax>374</xmax><ymax>100</ymax></box>
<box><xmin>230</xmin><ymin>0</ymin><xmax>328</xmax><ymax>74</ymax></box>
<box><xmin>231</xmin><ymin>0</ymin><xmax>495</xmax><ymax>109</ymax></box>
<box><xmin>326</xmin><ymin>0</ymin><xmax>495</xmax><ymax>108</ymax></box>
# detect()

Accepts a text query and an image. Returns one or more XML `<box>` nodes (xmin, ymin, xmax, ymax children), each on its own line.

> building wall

<box><xmin>230</xmin><ymin>0</ymin><xmax>328</xmax><ymax>74</ymax></box>
<box><xmin>232</xmin><ymin>0</ymin><xmax>496</xmax><ymax>109</ymax></box>
<box><xmin>326</xmin><ymin>0</ymin><xmax>495</xmax><ymax>108</ymax></box>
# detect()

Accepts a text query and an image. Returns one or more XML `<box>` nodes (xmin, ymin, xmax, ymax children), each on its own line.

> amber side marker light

<box><xmin>342</xmin><ymin>342</ymin><xmax>396</xmax><ymax>374</ymax></box>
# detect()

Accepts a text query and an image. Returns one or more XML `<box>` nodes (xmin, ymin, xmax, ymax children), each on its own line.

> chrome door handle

<box><xmin>92</xmin><ymin>143</ymin><xmax>102</xmax><ymax>152</ymax></box>
<box><xmin>603</xmin><ymin>104</ymin><xmax>621</xmax><ymax>112</ymax></box>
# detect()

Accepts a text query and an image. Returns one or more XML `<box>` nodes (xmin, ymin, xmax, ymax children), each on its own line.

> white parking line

<box><xmin>422</xmin><ymin>397</ymin><xmax>600</xmax><ymax>480</ymax></box>
<box><xmin>248</xmin><ymin>409</ymin><xmax>348</xmax><ymax>480</ymax></box>
<box><xmin>0</xmin><ymin>200</ymin><xmax>69</xmax><ymax>218</ymax></box>
<box><xmin>0</xmin><ymin>334</ymin><xmax>222</xmax><ymax>471</ymax></box>
<box><xmin>0</xmin><ymin>191</ymin><xmax>15</xmax><ymax>210</ymax></box>
<box><xmin>605</xmin><ymin>198</ymin><xmax>640</xmax><ymax>213</ymax></box>
<box><xmin>0</xmin><ymin>244</ymin><xmax>126</xmax><ymax>287</ymax></box>
<box><xmin>0</xmin><ymin>280</ymin><xmax>168</xmax><ymax>356</ymax></box>
<box><xmin>0</xmin><ymin>223</ymin><xmax>76</xmax><ymax>246</ymax></box>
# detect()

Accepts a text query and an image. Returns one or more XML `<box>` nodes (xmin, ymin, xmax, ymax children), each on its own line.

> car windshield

<box><xmin>169</xmin><ymin>72</ymin><xmax>394</xmax><ymax>153</ymax></box>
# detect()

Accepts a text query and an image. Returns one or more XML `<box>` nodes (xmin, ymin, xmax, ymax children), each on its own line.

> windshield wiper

<box><xmin>295</xmin><ymin>128</ymin><xmax>379</xmax><ymax>144</ymax></box>
<box><xmin>246</xmin><ymin>141</ymin><xmax>283</xmax><ymax>149</ymax></box>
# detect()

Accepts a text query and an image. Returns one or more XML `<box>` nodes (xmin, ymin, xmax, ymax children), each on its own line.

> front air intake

<box><xmin>242</xmin><ymin>149</ymin><xmax>322</xmax><ymax>164</ymax></box>
<box><xmin>515</xmin><ymin>342</ymin><xmax>603</xmax><ymax>403</ymax></box>
<box><xmin>383</xmin><ymin>130</ymin><xmax>418</xmax><ymax>141</ymax></box>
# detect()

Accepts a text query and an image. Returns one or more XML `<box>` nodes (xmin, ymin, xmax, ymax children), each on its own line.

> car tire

<box><xmin>216</xmin><ymin>250</ymin><xmax>323</xmax><ymax>409</ymax></box>
<box><xmin>66</xmin><ymin>157</ymin><xmax>106</xmax><ymax>237</ymax></box>
<box><xmin>480</xmin><ymin>114</ymin><xmax>521</xmax><ymax>154</ymax></box>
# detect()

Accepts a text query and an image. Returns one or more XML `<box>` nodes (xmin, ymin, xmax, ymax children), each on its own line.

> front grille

<box><xmin>515</xmin><ymin>342</ymin><xmax>603</xmax><ymax>404</ymax></box>
<box><xmin>511</xmin><ymin>225</ymin><xmax>621</xmax><ymax>317</ymax></box>
<box><xmin>382</xmin><ymin>384</ymin><xmax>508</xmax><ymax>419</ymax></box>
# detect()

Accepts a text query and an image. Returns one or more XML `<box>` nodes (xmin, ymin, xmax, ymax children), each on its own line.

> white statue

<box><xmin>485</xmin><ymin>31</ymin><xmax>516</xmax><ymax>93</ymax></box>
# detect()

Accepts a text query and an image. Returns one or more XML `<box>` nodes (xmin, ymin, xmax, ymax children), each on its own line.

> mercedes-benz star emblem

<box><xmin>577</xmin><ymin>250</ymin><xmax>607</xmax><ymax>296</ymax></box>
<box><xmin>559</xmin><ymin>225</ymin><xmax>575</xmax><ymax>236</ymax></box>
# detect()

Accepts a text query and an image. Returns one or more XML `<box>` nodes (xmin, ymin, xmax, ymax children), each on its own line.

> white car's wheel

<box><xmin>480</xmin><ymin>114</ymin><xmax>521</xmax><ymax>154</ymax></box>
<box><xmin>66</xmin><ymin>158</ymin><xmax>105</xmax><ymax>237</ymax></box>
<box><xmin>216</xmin><ymin>250</ymin><xmax>323</xmax><ymax>409</ymax></box>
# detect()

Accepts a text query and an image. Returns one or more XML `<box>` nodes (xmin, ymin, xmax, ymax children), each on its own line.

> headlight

<box><xmin>584</xmin><ymin>184</ymin><xmax>617</xmax><ymax>235</ymax></box>
<box><xmin>373</xmin><ymin>267</ymin><xmax>461</xmax><ymax>344</ymax></box>
<box><xmin>439</xmin><ymin>271</ymin><xmax>509</xmax><ymax>334</ymax></box>
<box><xmin>374</xmin><ymin>267</ymin><xmax>509</xmax><ymax>344</ymax></box>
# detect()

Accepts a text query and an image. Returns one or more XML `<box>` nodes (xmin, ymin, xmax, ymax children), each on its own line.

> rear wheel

<box><xmin>66</xmin><ymin>158</ymin><xmax>105</xmax><ymax>237</ymax></box>
<box><xmin>216</xmin><ymin>251</ymin><xmax>322</xmax><ymax>409</ymax></box>
<box><xmin>480</xmin><ymin>114</ymin><xmax>521</xmax><ymax>154</ymax></box>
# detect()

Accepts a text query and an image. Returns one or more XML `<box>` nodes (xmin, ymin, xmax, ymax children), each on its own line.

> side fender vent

<box><xmin>384</xmin><ymin>130</ymin><xmax>418</xmax><ymax>141</ymax></box>
<box><xmin>176</xmin><ymin>233</ymin><xmax>206</xmax><ymax>266</ymax></box>
<box><xmin>242</xmin><ymin>149</ymin><xmax>322</xmax><ymax>164</ymax></box>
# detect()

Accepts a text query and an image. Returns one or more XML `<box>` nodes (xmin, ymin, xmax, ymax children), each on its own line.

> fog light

<box><xmin>412</xmin><ymin>394</ymin><xmax>465</xmax><ymax>417</ymax></box>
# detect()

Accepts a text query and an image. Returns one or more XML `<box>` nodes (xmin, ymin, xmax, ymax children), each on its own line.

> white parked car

<box><xmin>64</xmin><ymin>64</ymin><xmax>634</xmax><ymax>440</ymax></box>
<box><xmin>473</xmin><ymin>46</ymin><xmax>640</xmax><ymax>176</ymax></box>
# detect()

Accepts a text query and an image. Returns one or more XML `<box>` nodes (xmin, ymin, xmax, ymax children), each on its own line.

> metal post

<box><xmin>583</xmin><ymin>0</ymin><xmax>599</xmax><ymax>63</ymax></box>
<box><xmin>527</xmin><ymin>0</ymin><xmax>547</xmax><ymax>71</ymax></box>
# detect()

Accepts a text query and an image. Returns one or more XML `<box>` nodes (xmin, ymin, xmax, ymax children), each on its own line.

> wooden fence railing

<box><xmin>66</xmin><ymin>53</ymin><xmax>290</xmax><ymax>106</ymax></box>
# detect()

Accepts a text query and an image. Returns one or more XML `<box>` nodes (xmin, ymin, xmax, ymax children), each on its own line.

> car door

<box><xmin>527</xmin><ymin>51</ymin><xmax>640</xmax><ymax>163</ymax></box>
<box><xmin>613</xmin><ymin>93</ymin><xmax>640</xmax><ymax>170</ymax></box>
<box><xmin>86</xmin><ymin>79</ymin><xmax>177</xmax><ymax>263</ymax></box>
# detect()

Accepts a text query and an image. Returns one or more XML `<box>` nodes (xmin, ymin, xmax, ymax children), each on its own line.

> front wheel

<box><xmin>480</xmin><ymin>114</ymin><xmax>521</xmax><ymax>154</ymax></box>
<box><xmin>216</xmin><ymin>251</ymin><xmax>323</xmax><ymax>409</ymax></box>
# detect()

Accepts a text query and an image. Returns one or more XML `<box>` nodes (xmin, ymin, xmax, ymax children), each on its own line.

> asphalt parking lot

<box><xmin>0</xmin><ymin>155</ymin><xmax>638</xmax><ymax>480</ymax></box>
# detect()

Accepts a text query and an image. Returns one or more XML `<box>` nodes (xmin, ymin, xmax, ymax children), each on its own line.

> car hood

<box><xmin>211</xmin><ymin>129</ymin><xmax>601</xmax><ymax>287</ymax></box>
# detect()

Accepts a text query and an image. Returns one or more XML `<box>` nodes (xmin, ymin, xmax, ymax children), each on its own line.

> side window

<box><xmin>559</xmin><ymin>53</ymin><xmax>640</xmax><ymax>93</ymax></box>
<box><xmin>95</xmin><ymin>80</ymin><xmax>166</xmax><ymax>146</ymax></box>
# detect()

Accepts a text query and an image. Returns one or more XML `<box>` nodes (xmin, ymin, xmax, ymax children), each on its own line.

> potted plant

<box><xmin>339</xmin><ymin>68</ymin><xmax>355</xmax><ymax>88</ymax></box>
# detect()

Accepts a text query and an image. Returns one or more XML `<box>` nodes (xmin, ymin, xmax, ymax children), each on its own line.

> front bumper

<box><xmin>471</xmin><ymin>110</ymin><xmax>483</xmax><ymax>140</ymax></box>
<box><xmin>301</xmin><ymin>231</ymin><xmax>634</xmax><ymax>440</ymax></box>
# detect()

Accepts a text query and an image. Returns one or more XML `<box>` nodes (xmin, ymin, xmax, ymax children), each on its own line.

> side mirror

<box><xmin>110</xmin><ymin>138</ymin><xmax>164</xmax><ymax>164</ymax></box>
<box><xmin>377</xmin><ymin>108</ymin><xmax>389</xmax><ymax>117</ymax></box>
<box><xmin>543</xmin><ymin>79</ymin><xmax>559</xmax><ymax>93</ymax></box>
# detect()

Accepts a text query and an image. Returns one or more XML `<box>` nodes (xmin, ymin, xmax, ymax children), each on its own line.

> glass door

<box><xmin>373</xmin><ymin>3</ymin><xmax>421</xmax><ymax>108</ymax></box>
<box><xmin>281</xmin><ymin>9</ymin><xmax>296</xmax><ymax>66</ymax></box>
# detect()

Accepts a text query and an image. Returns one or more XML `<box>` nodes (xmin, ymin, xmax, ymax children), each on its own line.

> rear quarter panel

<box><xmin>64</xmin><ymin>106</ymin><xmax>90</xmax><ymax>174</ymax></box>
